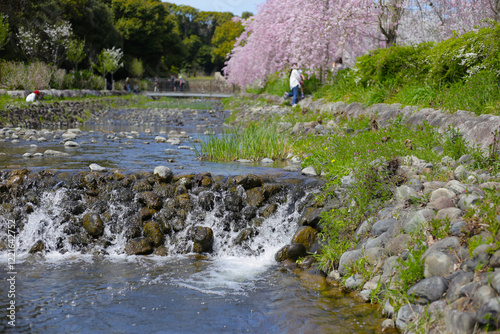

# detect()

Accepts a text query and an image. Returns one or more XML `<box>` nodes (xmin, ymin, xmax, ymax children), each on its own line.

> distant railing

<box><xmin>147</xmin><ymin>78</ymin><xmax>237</xmax><ymax>94</ymax></box>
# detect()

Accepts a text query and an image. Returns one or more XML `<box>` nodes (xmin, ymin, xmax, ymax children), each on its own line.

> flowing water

<box><xmin>0</xmin><ymin>105</ymin><xmax>388</xmax><ymax>333</ymax></box>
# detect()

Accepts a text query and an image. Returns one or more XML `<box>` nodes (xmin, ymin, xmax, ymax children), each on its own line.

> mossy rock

<box><xmin>153</xmin><ymin>246</ymin><xmax>169</xmax><ymax>256</ymax></box>
<box><xmin>298</xmin><ymin>207</ymin><xmax>323</xmax><ymax>229</ymax></box>
<box><xmin>191</xmin><ymin>226</ymin><xmax>214</xmax><ymax>253</ymax></box>
<box><xmin>292</xmin><ymin>226</ymin><xmax>318</xmax><ymax>251</ymax></box>
<box><xmin>133</xmin><ymin>179</ymin><xmax>152</xmax><ymax>192</ymax></box>
<box><xmin>153</xmin><ymin>183</ymin><xmax>175</xmax><ymax>199</ymax></box>
<box><xmin>138</xmin><ymin>207</ymin><xmax>157</xmax><ymax>223</ymax></box>
<box><xmin>234</xmin><ymin>174</ymin><xmax>264</xmax><ymax>190</ymax></box>
<box><xmin>143</xmin><ymin>221</ymin><xmax>165</xmax><ymax>247</ymax></box>
<box><xmin>194</xmin><ymin>173</ymin><xmax>212</xmax><ymax>187</ymax></box>
<box><xmin>263</xmin><ymin>183</ymin><xmax>283</xmax><ymax>198</ymax></box>
<box><xmin>261</xmin><ymin>203</ymin><xmax>278</xmax><ymax>218</ymax></box>
<box><xmin>245</xmin><ymin>187</ymin><xmax>265</xmax><ymax>207</ymax></box>
<box><xmin>82</xmin><ymin>212</ymin><xmax>104</xmax><ymax>237</ymax></box>
<box><xmin>136</xmin><ymin>191</ymin><xmax>162</xmax><ymax>210</ymax></box>
<box><xmin>275</xmin><ymin>243</ymin><xmax>307</xmax><ymax>262</ymax></box>
<box><xmin>175</xmin><ymin>193</ymin><xmax>191</xmax><ymax>211</ymax></box>
<box><xmin>124</xmin><ymin>237</ymin><xmax>154</xmax><ymax>255</ymax></box>
<box><xmin>29</xmin><ymin>240</ymin><xmax>46</xmax><ymax>253</ymax></box>
<box><xmin>234</xmin><ymin>228</ymin><xmax>256</xmax><ymax>245</ymax></box>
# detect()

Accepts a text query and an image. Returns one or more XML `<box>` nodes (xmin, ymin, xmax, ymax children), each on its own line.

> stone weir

<box><xmin>0</xmin><ymin>100</ymin><xmax>106</xmax><ymax>129</ymax></box>
<box><xmin>0</xmin><ymin>167</ymin><xmax>326</xmax><ymax>258</ymax></box>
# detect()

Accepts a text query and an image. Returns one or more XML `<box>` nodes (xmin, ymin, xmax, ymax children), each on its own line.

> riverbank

<box><xmin>220</xmin><ymin>93</ymin><xmax>500</xmax><ymax>333</ymax></box>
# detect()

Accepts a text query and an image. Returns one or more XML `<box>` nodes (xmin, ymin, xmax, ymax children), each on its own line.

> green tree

<box><xmin>211</xmin><ymin>19</ymin><xmax>244</xmax><ymax>70</ymax></box>
<box><xmin>0</xmin><ymin>15</ymin><xmax>10</xmax><ymax>52</ymax></box>
<box><xmin>127</xmin><ymin>57</ymin><xmax>144</xmax><ymax>78</ymax></box>
<box><xmin>67</xmin><ymin>38</ymin><xmax>86</xmax><ymax>70</ymax></box>
<box><xmin>111</xmin><ymin>0</ymin><xmax>183</xmax><ymax>73</ymax></box>
<box><xmin>94</xmin><ymin>46</ymin><xmax>123</xmax><ymax>89</ymax></box>
<box><xmin>63</xmin><ymin>0</ymin><xmax>122</xmax><ymax>66</ymax></box>
<box><xmin>241</xmin><ymin>12</ymin><xmax>253</xmax><ymax>20</ymax></box>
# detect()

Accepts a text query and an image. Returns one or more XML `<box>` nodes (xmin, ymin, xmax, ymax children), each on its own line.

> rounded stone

<box><xmin>292</xmin><ymin>226</ymin><xmax>318</xmax><ymax>251</ymax></box>
<box><xmin>82</xmin><ymin>212</ymin><xmax>104</xmax><ymax>238</ymax></box>
<box><xmin>430</xmin><ymin>188</ymin><xmax>456</xmax><ymax>202</ymax></box>
<box><xmin>424</xmin><ymin>251</ymin><xmax>455</xmax><ymax>278</ymax></box>
<box><xmin>154</xmin><ymin>166</ymin><xmax>173</xmax><ymax>182</ymax></box>
<box><xmin>143</xmin><ymin>221</ymin><xmax>165</xmax><ymax>247</ymax></box>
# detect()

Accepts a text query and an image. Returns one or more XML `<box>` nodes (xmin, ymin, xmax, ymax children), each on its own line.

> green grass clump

<box><xmin>196</xmin><ymin>123</ymin><xmax>293</xmax><ymax>162</ymax></box>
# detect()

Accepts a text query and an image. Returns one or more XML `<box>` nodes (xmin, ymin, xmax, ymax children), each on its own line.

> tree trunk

<box><xmin>490</xmin><ymin>0</ymin><xmax>500</xmax><ymax>21</ymax></box>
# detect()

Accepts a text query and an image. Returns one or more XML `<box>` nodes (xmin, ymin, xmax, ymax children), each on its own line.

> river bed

<box><xmin>0</xmin><ymin>103</ymin><xmax>388</xmax><ymax>333</ymax></box>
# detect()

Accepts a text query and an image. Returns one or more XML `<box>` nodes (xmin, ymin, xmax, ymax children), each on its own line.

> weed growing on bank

<box><xmin>294</xmin><ymin>115</ymin><xmax>442</xmax><ymax>180</ymax></box>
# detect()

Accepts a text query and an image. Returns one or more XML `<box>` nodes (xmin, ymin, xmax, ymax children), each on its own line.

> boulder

<box><xmin>477</xmin><ymin>297</ymin><xmax>500</xmax><ymax>328</ymax></box>
<box><xmin>424</xmin><ymin>251</ymin><xmax>455</xmax><ymax>278</ymax></box>
<box><xmin>154</xmin><ymin>166</ymin><xmax>173</xmax><ymax>182</ymax></box>
<box><xmin>292</xmin><ymin>226</ymin><xmax>317</xmax><ymax>251</ymax></box>
<box><xmin>338</xmin><ymin>249</ymin><xmax>363</xmax><ymax>276</ymax></box>
<box><xmin>446</xmin><ymin>272</ymin><xmax>474</xmax><ymax>302</ymax></box>
<box><xmin>275</xmin><ymin>243</ymin><xmax>307</xmax><ymax>262</ymax></box>
<box><xmin>191</xmin><ymin>226</ymin><xmax>214</xmax><ymax>253</ymax></box>
<box><xmin>444</xmin><ymin>309</ymin><xmax>477</xmax><ymax>334</ymax></box>
<box><xmin>124</xmin><ymin>237</ymin><xmax>154</xmax><ymax>255</ymax></box>
<box><xmin>384</xmin><ymin>234</ymin><xmax>411</xmax><ymax>256</ymax></box>
<box><xmin>407</xmin><ymin>277</ymin><xmax>449</xmax><ymax>304</ymax></box>
<box><xmin>423</xmin><ymin>236</ymin><xmax>461</xmax><ymax>258</ymax></box>
<box><xmin>82</xmin><ymin>212</ymin><xmax>104</xmax><ymax>238</ymax></box>
<box><xmin>371</xmin><ymin>218</ymin><xmax>397</xmax><ymax>237</ymax></box>
<box><xmin>436</xmin><ymin>207</ymin><xmax>463</xmax><ymax>221</ymax></box>
<box><xmin>396</xmin><ymin>304</ymin><xmax>423</xmax><ymax>331</ymax></box>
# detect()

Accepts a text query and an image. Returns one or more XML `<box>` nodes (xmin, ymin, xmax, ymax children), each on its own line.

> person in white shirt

<box><xmin>26</xmin><ymin>90</ymin><xmax>40</xmax><ymax>102</ymax></box>
<box><xmin>283</xmin><ymin>64</ymin><xmax>301</xmax><ymax>106</ymax></box>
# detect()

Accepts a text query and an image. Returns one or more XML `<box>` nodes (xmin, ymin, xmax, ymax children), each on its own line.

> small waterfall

<box><xmin>15</xmin><ymin>188</ymin><xmax>71</xmax><ymax>254</ymax></box>
<box><xmin>0</xmin><ymin>172</ymin><xmax>317</xmax><ymax>270</ymax></box>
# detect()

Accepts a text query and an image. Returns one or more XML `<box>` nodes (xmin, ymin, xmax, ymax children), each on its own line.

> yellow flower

<box><xmin>331</xmin><ymin>159</ymin><xmax>335</xmax><ymax>163</ymax></box>
<box><xmin>324</xmin><ymin>147</ymin><xmax>328</xmax><ymax>150</ymax></box>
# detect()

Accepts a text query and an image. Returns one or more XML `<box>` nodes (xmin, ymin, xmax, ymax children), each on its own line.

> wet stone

<box><xmin>124</xmin><ymin>237</ymin><xmax>154</xmax><ymax>255</ymax></box>
<box><xmin>275</xmin><ymin>243</ymin><xmax>306</xmax><ymax>262</ymax></box>
<box><xmin>82</xmin><ymin>212</ymin><xmax>104</xmax><ymax>238</ymax></box>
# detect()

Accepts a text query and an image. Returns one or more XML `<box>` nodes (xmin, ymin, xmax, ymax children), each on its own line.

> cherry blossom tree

<box><xmin>224</xmin><ymin>0</ymin><xmax>497</xmax><ymax>88</ymax></box>
<box><xmin>224</xmin><ymin>0</ymin><xmax>378</xmax><ymax>87</ymax></box>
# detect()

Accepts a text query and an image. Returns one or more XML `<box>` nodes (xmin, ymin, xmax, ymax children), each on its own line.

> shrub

<box><xmin>355</xmin><ymin>42</ymin><xmax>432</xmax><ymax>87</ymax></box>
